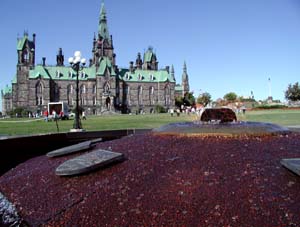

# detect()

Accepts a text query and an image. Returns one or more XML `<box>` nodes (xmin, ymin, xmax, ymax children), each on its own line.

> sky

<box><xmin>1</xmin><ymin>0</ymin><xmax>300</xmax><ymax>110</ymax></box>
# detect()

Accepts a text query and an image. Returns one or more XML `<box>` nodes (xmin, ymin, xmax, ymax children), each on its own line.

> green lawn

<box><xmin>239</xmin><ymin>109</ymin><xmax>300</xmax><ymax>126</ymax></box>
<box><xmin>0</xmin><ymin>114</ymin><xmax>194</xmax><ymax>136</ymax></box>
<box><xmin>0</xmin><ymin>109</ymin><xmax>299</xmax><ymax>136</ymax></box>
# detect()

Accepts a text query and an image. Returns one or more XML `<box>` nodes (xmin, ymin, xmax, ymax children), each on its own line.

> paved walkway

<box><xmin>0</xmin><ymin>119</ymin><xmax>43</xmax><ymax>123</ymax></box>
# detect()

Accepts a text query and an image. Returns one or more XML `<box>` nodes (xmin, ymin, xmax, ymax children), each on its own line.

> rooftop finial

<box><xmin>183</xmin><ymin>61</ymin><xmax>187</xmax><ymax>73</ymax></box>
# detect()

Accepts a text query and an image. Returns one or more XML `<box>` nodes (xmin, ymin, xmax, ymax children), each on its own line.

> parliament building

<box><xmin>1</xmin><ymin>3</ymin><xmax>190</xmax><ymax>116</ymax></box>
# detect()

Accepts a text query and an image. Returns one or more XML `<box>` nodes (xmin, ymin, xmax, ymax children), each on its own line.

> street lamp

<box><xmin>68</xmin><ymin>51</ymin><xmax>86</xmax><ymax>131</ymax></box>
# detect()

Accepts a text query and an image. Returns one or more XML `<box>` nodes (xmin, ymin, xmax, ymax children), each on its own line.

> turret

<box><xmin>56</xmin><ymin>48</ymin><xmax>64</xmax><ymax>66</ymax></box>
<box><xmin>135</xmin><ymin>52</ymin><xmax>142</xmax><ymax>69</ymax></box>
<box><xmin>17</xmin><ymin>31</ymin><xmax>35</xmax><ymax>67</ymax></box>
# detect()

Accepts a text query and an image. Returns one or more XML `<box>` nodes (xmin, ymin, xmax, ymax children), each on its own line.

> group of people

<box><xmin>43</xmin><ymin>110</ymin><xmax>64</xmax><ymax>122</ymax></box>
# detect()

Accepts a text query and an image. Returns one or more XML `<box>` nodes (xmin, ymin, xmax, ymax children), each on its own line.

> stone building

<box><xmin>1</xmin><ymin>2</ymin><xmax>190</xmax><ymax>115</ymax></box>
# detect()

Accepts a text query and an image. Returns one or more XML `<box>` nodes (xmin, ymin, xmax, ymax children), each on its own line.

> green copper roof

<box><xmin>119</xmin><ymin>68</ymin><xmax>175</xmax><ymax>83</ymax></box>
<box><xmin>29</xmin><ymin>65</ymin><xmax>97</xmax><ymax>81</ymax></box>
<box><xmin>17</xmin><ymin>36</ymin><xmax>27</xmax><ymax>51</ymax></box>
<box><xmin>175</xmin><ymin>84</ymin><xmax>183</xmax><ymax>91</ymax></box>
<box><xmin>143</xmin><ymin>47</ymin><xmax>156</xmax><ymax>62</ymax></box>
<box><xmin>2</xmin><ymin>86</ymin><xmax>12</xmax><ymax>95</ymax></box>
<box><xmin>97</xmin><ymin>57</ymin><xmax>116</xmax><ymax>76</ymax></box>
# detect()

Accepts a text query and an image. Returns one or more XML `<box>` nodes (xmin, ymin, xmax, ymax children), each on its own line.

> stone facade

<box><xmin>2</xmin><ymin>3</ymin><xmax>189</xmax><ymax>116</ymax></box>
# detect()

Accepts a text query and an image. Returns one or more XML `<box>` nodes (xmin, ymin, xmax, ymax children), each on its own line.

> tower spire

<box><xmin>171</xmin><ymin>65</ymin><xmax>175</xmax><ymax>81</ymax></box>
<box><xmin>182</xmin><ymin>61</ymin><xmax>190</xmax><ymax>94</ymax></box>
<box><xmin>183</xmin><ymin>61</ymin><xmax>187</xmax><ymax>73</ymax></box>
<box><xmin>98</xmin><ymin>1</ymin><xmax>110</xmax><ymax>41</ymax></box>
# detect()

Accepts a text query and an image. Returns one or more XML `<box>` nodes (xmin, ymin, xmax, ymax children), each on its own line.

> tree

<box><xmin>224</xmin><ymin>92</ymin><xmax>237</xmax><ymax>102</ymax></box>
<box><xmin>183</xmin><ymin>92</ymin><xmax>196</xmax><ymax>107</ymax></box>
<box><xmin>285</xmin><ymin>82</ymin><xmax>300</xmax><ymax>101</ymax></box>
<box><xmin>175</xmin><ymin>96</ymin><xmax>184</xmax><ymax>108</ymax></box>
<box><xmin>197</xmin><ymin>92</ymin><xmax>212</xmax><ymax>107</ymax></box>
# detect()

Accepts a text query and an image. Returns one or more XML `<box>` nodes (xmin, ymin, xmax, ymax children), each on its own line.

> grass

<box><xmin>0</xmin><ymin>114</ymin><xmax>194</xmax><ymax>136</ymax></box>
<box><xmin>239</xmin><ymin>109</ymin><xmax>300</xmax><ymax>126</ymax></box>
<box><xmin>0</xmin><ymin>109</ymin><xmax>300</xmax><ymax>136</ymax></box>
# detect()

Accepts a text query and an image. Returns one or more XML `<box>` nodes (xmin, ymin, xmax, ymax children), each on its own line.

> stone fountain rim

<box><xmin>152</xmin><ymin>121</ymin><xmax>290</xmax><ymax>137</ymax></box>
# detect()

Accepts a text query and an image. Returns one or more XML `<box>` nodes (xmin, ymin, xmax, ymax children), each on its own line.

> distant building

<box><xmin>1</xmin><ymin>2</ymin><xmax>189</xmax><ymax>115</ymax></box>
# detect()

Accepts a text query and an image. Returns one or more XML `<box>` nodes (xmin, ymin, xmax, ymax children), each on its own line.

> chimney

<box><xmin>129</xmin><ymin>61</ymin><xmax>134</xmax><ymax>72</ymax></box>
<box><xmin>33</xmin><ymin>33</ymin><xmax>36</xmax><ymax>45</ymax></box>
<box><xmin>42</xmin><ymin>57</ymin><xmax>46</xmax><ymax>66</ymax></box>
<box><xmin>165</xmin><ymin>66</ymin><xmax>170</xmax><ymax>73</ymax></box>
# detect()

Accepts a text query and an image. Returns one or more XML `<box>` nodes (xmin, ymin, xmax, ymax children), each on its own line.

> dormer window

<box><xmin>150</xmin><ymin>74</ymin><xmax>154</xmax><ymax>81</ymax></box>
<box><xmin>138</xmin><ymin>74</ymin><xmax>142</xmax><ymax>80</ymax></box>
<box><xmin>56</xmin><ymin>70</ymin><xmax>60</xmax><ymax>78</ymax></box>
<box><xmin>125</xmin><ymin>73</ymin><xmax>130</xmax><ymax>80</ymax></box>
<box><xmin>80</xmin><ymin>72</ymin><xmax>86</xmax><ymax>78</ymax></box>
<box><xmin>68</xmin><ymin>71</ymin><xmax>72</xmax><ymax>78</ymax></box>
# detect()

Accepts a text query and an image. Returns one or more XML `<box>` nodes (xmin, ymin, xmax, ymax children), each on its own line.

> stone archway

<box><xmin>105</xmin><ymin>97</ymin><xmax>111</xmax><ymax>110</ymax></box>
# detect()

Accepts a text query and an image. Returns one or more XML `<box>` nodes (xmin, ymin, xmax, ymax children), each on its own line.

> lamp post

<box><xmin>68</xmin><ymin>51</ymin><xmax>86</xmax><ymax>131</ymax></box>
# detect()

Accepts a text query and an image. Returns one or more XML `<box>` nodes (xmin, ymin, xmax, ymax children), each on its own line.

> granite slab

<box><xmin>55</xmin><ymin>149</ymin><xmax>124</xmax><ymax>176</ymax></box>
<box><xmin>46</xmin><ymin>138</ymin><xmax>102</xmax><ymax>158</ymax></box>
<box><xmin>281</xmin><ymin>158</ymin><xmax>300</xmax><ymax>176</ymax></box>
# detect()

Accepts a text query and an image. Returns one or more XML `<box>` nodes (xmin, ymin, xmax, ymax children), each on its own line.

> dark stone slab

<box><xmin>55</xmin><ymin>149</ymin><xmax>124</xmax><ymax>176</ymax></box>
<box><xmin>281</xmin><ymin>158</ymin><xmax>300</xmax><ymax>176</ymax></box>
<box><xmin>200</xmin><ymin>107</ymin><xmax>237</xmax><ymax>123</ymax></box>
<box><xmin>46</xmin><ymin>138</ymin><xmax>102</xmax><ymax>158</ymax></box>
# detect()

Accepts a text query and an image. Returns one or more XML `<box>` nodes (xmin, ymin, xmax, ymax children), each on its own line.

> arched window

<box><xmin>80</xmin><ymin>85</ymin><xmax>86</xmax><ymax>106</ymax></box>
<box><xmin>125</xmin><ymin>85</ymin><xmax>130</xmax><ymax>105</ymax></box>
<box><xmin>36</xmin><ymin>82</ymin><xmax>43</xmax><ymax>105</ymax></box>
<box><xmin>104</xmin><ymin>83</ymin><xmax>110</xmax><ymax>94</ymax></box>
<box><xmin>138</xmin><ymin>86</ymin><xmax>143</xmax><ymax>106</ymax></box>
<box><xmin>80</xmin><ymin>85</ymin><xmax>86</xmax><ymax>94</ymax></box>
<box><xmin>67</xmin><ymin>84</ymin><xmax>73</xmax><ymax>105</ymax></box>
<box><xmin>54</xmin><ymin>84</ymin><xmax>60</xmax><ymax>102</ymax></box>
<box><xmin>92</xmin><ymin>85</ymin><xmax>97</xmax><ymax>94</ymax></box>
<box><xmin>93</xmin><ymin>96</ymin><xmax>97</xmax><ymax>106</ymax></box>
<box><xmin>164</xmin><ymin>84</ymin><xmax>171</xmax><ymax>106</ymax></box>
<box><xmin>149</xmin><ymin>86</ymin><xmax>154</xmax><ymax>105</ymax></box>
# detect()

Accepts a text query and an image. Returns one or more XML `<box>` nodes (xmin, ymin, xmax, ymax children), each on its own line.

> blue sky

<box><xmin>1</xmin><ymin>0</ymin><xmax>300</xmax><ymax>109</ymax></box>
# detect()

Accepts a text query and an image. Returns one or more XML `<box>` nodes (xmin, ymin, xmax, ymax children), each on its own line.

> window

<box><xmin>93</xmin><ymin>85</ymin><xmax>96</xmax><ymax>94</ymax></box>
<box><xmin>104</xmin><ymin>83</ymin><xmax>110</xmax><ymax>94</ymax></box>
<box><xmin>35</xmin><ymin>82</ymin><xmax>43</xmax><ymax>105</ymax></box>
<box><xmin>81</xmin><ymin>72</ymin><xmax>86</xmax><ymax>78</ymax></box>
<box><xmin>138</xmin><ymin>86</ymin><xmax>143</xmax><ymax>106</ymax></box>
<box><xmin>164</xmin><ymin>85</ymin><xmax>171</xmax><ymax>106</ymax></box>
<box><xmin>67</xmin><ymin>85</ymin><xmax>73</xmax><ymax>105</ymax></box>
<box><xmin>93</xmin><ymin>96</ymin><xmax>97</xmax><ymax>106</ymax></box>
<box><xmin>149</xmin><ymin>86</ymin><xmax>154</xmax><ymax>105</ymax></box>
<box><xmin>80</xmin><ymin>85</ymin><xmax>86</xmax><ymax>94</ymax></box>
<box><xmin>125</xmin><ymin>85</ymin><xmax>130</xmax><ymax>105</ymax></box>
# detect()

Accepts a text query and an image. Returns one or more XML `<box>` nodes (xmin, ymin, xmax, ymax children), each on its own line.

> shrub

<box><xmin>256</xmin><ymin>104</ymin><xmax>287</xmax><ymax>109</ymax></box>
<box><xmin>155</xmin><ymin>105</ymin><xmax>167</xmax><ymax>113</ymax></box>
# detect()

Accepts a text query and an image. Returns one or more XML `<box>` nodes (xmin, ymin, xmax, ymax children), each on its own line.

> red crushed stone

<box><xmin>0</xmin><ymin>133</ymin><xmax>300</xmax><ymax>227</ymax></box>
